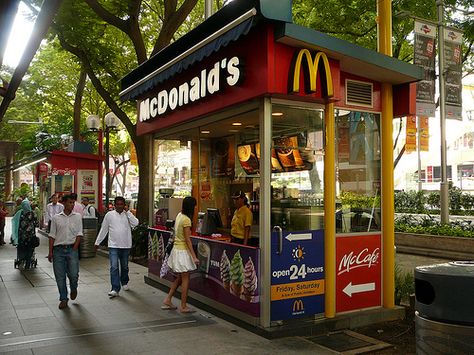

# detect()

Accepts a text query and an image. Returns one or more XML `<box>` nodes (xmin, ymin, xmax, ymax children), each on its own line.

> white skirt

<box><xmin>167</xmin><ymin>248</ymin><xmax>196</xmax><ymax>273</ymax></box>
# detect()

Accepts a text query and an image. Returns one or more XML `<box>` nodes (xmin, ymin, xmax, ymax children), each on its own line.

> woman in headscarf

<box><xmin>16</xmin><ymin>200</ymin><xmax>38</xmax><ymax>269</ymax></box>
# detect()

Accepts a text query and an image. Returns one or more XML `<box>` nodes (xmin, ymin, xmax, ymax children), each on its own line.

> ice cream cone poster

<box><xmin>147</xmin><ymin>227</ymin><xmax>260</xmax><ymax>318</ymax></box>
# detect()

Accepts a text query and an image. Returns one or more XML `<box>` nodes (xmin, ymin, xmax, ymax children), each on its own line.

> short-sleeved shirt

<box><xmin>49</xmin><ymin>211</ymin><xmax>83</xmax><ymax>246</ymax></box>
<box><xmin>173</xmin><ymin>212</ymin><xmax>192</xmax><ymax>250</ymax></box>
<box><xmin>231</xmin><ymin>206</ymin><xmax>253</xmax><ymax>240</ymax></box>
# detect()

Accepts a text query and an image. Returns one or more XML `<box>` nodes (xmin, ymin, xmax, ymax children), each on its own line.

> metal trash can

<box><xmin>80</xmin><ymin>218</ymin><xmax>97</xmax><ymax>258</ymax></box>
<box><xmin>415</xmin><ymin>261</ymin><xmax>474</xmax><ymax>354</ymax></box>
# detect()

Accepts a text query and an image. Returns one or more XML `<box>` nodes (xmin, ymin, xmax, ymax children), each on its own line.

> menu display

<box><xmin>238</xmin><ymin>135</ymin><xmax>313</xmax><ymax>175</ymax></box>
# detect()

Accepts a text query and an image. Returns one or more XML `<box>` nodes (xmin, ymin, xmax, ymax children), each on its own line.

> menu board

<box><xmin>238</xmin><ymin>135</ymin><xmax>313</xmax><ymax>175</ymax></box>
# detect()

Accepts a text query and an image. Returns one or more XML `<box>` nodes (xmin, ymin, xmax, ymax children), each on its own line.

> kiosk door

<box><xmin>269</xmin><ymin>104</ymin><xmax>325</xmax><ymax>321</ymax></box>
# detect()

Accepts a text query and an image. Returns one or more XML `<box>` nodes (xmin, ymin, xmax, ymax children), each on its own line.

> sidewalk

<box><xmin>0</xmin><ymin>217</ymin><xmax>336</xmax><ymax>355</ymax></box>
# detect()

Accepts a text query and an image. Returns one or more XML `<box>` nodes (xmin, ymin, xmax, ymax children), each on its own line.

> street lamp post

<box><xmin>86</xmin><ymin>112</ymin><xmax>119</xmax><ymax>213</ymax></box>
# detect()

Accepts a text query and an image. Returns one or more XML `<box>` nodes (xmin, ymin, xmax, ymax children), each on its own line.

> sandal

<box><xmin>180</xmin><ymin>307</ymin><xmax>196</xmax><ymax>313</ymax></box>
<box><xmin>161</xmin><ymin>303</ymin><xmax>177</xmax><ymax>310</ymax></box>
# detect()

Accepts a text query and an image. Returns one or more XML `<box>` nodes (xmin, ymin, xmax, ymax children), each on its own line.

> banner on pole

<box><xmin>444</xmin><ymin>28</ymin><xmax>463</xmax><ymax>120</ymax></box>
<box><xmin>414</xmin><ymin>21</ymin><xmax>436</xmax><ymax>117</ymax></box>
<box><xmin>419</xmin><ymin>116</ymin><xmax>429</xmax><ymax>151</ymax></box>
<box><xmin>406</xmin><ymin>116</ymin><xmax>417</xmax><ymax>153</ymax></box>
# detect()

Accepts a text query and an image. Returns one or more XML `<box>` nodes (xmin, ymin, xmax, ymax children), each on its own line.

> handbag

<box><xmin>165</xmin><ymin>238</ymin><xmax>174</xmax><ymax>256</ymax></box>
<box><xmin>32</xmin><ymin>236</ymin><xmax>40</xmax><ymax>248</ymax></box>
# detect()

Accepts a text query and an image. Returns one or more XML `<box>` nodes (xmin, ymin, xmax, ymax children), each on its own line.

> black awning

<box><xmin>120</xmin><ymin>17</ymin><xmax>255</xmax><ymax>101</ymax></box>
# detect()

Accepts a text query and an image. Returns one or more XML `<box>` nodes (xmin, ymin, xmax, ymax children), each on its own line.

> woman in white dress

<box><xmin>162</xmin><ymin>196</ymin><xmax>199</xmax><ymax>313</ymax></box>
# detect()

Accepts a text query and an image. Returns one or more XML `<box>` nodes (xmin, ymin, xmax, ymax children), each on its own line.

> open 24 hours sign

<box><xmin>271</xmin><ymin>229</ymin><xmax>325</xmax><ymax>321</ymax></box>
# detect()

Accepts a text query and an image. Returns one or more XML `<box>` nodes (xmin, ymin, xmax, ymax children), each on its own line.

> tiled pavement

<box><xmin>0</xmin><ymin>218</ymin><xmax>337</xmax><ymax>355</ymax></box>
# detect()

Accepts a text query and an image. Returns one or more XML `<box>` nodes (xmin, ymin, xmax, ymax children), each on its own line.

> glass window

<box><xmin>153</xmin><ymin>108</ymin><xmax>260</xmax><ymax>245</ymax></box>
<box><xmin>335</xmin><ymin>110</ymin><xmax>381</xmax><ymax>233</ymax></box>
<box><xmin>271</xmin><ymin>103</ymin><xmax>325</xmax><ymax>232</ymax></box>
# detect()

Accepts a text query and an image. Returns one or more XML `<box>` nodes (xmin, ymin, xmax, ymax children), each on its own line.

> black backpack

<box><xmin>88</xmin><ymin>205</ymin><xmax>100</xmax><ymax>219</ymax></box>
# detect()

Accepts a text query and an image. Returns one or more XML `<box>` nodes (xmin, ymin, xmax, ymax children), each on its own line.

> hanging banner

<box><xmin>130</xmin><ymin>143</ymin><xmax>138</xmax><ymax>166</ymax></box>
<box><xmin>406</xmin><ymin>116</ymin><xmax>417</xmax><ymax>153</ymax></box>
<box><xmin>414</xmin><ymin>21</ymin><xmax>436</xmax><ymax>117</ymax></box>
<box><xmin>444</xmin><ymin>28</ymin><xmax>463</xmax><ymax>120</ymax></box>
<box><xmin>419</xmin><ymin>116</ymin><xmax>429</xmax><ymax>151</ymax></box>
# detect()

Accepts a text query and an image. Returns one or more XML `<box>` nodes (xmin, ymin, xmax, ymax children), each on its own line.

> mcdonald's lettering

<box><xmin>293</xmin><ymin>299</ymin><xmax>304</xmax><ymax>314</ymax></box>
<box><xmin>290</xmin><ymin>49</ymin><xmax>334</xmax><ymax>98</ymax></box>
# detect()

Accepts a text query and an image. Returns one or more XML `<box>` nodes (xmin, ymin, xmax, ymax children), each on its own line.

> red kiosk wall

<box><xmin>49</xmin><ymin>150</ymin><xmax>102</xmax><ymax>201</ymax></box>
<box><xmin>136</xmin><ymin>24</ymin><xmax>344</xmax><ymax>136</ymax></box>
<box><xmin>336</xmin><ymin>234</ymin><xmax>382</xmax><ymax>313</ymax></box>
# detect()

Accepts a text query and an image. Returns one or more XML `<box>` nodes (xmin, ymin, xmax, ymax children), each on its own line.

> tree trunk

<box><xmin>73</xmin><ymin>69</ymin><xmax>87</xmax><ymax>141</ymax></box>
<box><xmin>134</xmin><ymin>134</ymin><xmax>152</xmax><ymax>224</ymax></box>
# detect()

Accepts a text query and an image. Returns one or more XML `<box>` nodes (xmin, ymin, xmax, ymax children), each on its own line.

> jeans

<box><xmin>53</xmin><ymin>246</ymin><xmax>79</xmax><ymax>301</ymax></box>
<box><xmin>109</xmin><ymin>248</ymin><xmax>130</xmax><ymax>292</ymax></box>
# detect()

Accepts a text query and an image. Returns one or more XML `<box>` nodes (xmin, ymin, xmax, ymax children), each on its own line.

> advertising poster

<box><xmin>77</xmin><ymin>170</ymin><xmax>98</xmax><ymax>205</ymax></box>
<box><xmin>414</xmin><ymin>21</ymin><xmax>436</xmax><ymax>117</ymax></box>
<box><xmin>444</xmin><ymin>28</ymin><xmax>463</xmax><ymax>120</ymax></box>
<box><xmin>211</xmin><ymin>137</ymin><xmax>235</xmax><ymax>177</ymax></box>
<box><xmin>405</xmin><ymin>116</ymin><xmax>417</xmax><ymax>153</ymax></box>
<box><xmin>420</xmin><ymin>116</ymin><xmax>429</xmax><ymax>151</ymax></box>
<box><xmin>336</xmin><ymin>234</ymin><xmax>381</xmax><ymax>313</ymax></box>
<box><xmin>148</xmin><ymin>229</ymin><xmax>260</xmax><ymax>317</ymax></box>
<box><xmin>270</xmin><ymin>229</ymin><xmax>325</xmax><ymax>321</ymax></box>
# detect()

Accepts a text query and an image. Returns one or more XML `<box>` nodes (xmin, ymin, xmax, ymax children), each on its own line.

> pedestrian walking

<box><xmin>16</xmin><ymin>199</ymin><xmax>39</xmax><ymax>269</ymax></box>
<box><xmin>45</xmin><ymin>194</ymin><xmax>64</xmax><ymax>232</ymax></box>
<box><xmin>71</xmin><ymin>193</ymin><xmax>84</xmax><ymax>216</ymax></box>
<box><xmin>48</xmin><ymin>194</ymin><xmax>83</xmax><ymax>309</ymax></box>
<box><xmin>81</xmin><ymin>197</ymin><xmax>96</xmax><ymax>218</ymax></box>
<box><xmin>162</xmin><ymin>196</ymin><xmax>199</xmax><ymax>313</ymax></box>
<box><xmin>94</xmin><ymin>196</ymin><xmax>139</xmax><ymax>298</ymax></box>
<box><xmin>0</xmin><ymin>200</ymin><xmax>7</xmax><ymax>245</ymax></box>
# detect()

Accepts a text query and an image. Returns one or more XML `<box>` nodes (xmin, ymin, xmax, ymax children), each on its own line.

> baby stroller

<box><xmin>14</xmin><ymin>242</ymin><xmax>38</xmax><ymax>269</ymax></box>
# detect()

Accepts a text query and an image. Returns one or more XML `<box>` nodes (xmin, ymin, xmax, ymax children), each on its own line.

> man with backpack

<box><xmin>81</xmin><ymin>197</ymin><xmax>97</xmax><ymax>219</ymax></box>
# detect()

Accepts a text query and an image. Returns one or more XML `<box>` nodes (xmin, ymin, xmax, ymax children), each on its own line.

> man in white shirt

<box><xmin>48</xmin><ymin>194</ymin><xmax>83</xmax><ymax>310</ymax></box>
<box><xmin>45</xmin><ymin>194</ymin><xmax>64</xmax><ymax>232</ymax></box>
<box><xmin>81</xmin><ymin>197</ymin><xmax>96</xmax><ymax>218</ymax></box>
<box><xmin>70</xmin><ymin>193</ymin><xmax>84</xmax><ymax>216</ymax></box>
<box><xmin>95</xmin><ymin>196</ymin><xmax>139</xmax><ymax>297</ymax></box>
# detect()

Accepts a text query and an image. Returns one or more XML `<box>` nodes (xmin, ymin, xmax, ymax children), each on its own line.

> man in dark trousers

<box><xmin>48</xmin><ymin>194</ymin><xmax>82</xmax><ymax>309</ymax></box>
<box><xmin>95</xmin><ymin>196</ymin><xmax>139</xmax><ymax>298</ymax></box>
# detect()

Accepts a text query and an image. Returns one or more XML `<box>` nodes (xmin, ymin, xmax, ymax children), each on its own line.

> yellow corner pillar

<box><xmin>377</xmin><ymin>0</ymin><xmax>395</xmax><ymax>308</ymax></box>
<box><xmin>324</xmin><ymin>102</ymin><xmax>336</xmax><ymax>318</ymax></box>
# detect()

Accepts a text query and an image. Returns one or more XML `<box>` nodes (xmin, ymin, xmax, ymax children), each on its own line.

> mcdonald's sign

<box><xmin>292</xmin><ymin>299</ymin><xmax>305</xmax><ymax>314</ymax></box>
<box><xmin>290</xmin><ymin>49</ymin><xmax>334</xmax><ymax>98</ymax></box>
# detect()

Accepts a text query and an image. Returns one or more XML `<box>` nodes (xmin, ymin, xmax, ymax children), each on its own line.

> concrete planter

<box><xmin>395</xmin><ymin>232</ymin><xmax>474</xmax><ymax>260</ymax></box>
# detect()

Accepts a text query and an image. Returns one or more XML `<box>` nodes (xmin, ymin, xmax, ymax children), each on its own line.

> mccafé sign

<box><xmin>291</xmin><ymin>49</ymin><xmax>334</xmax><ymax>98</ymax></box>
<box><xmin>139</xmin><ymin>56</ymin><xmax>241</xmax><ymax>122</ymax></box>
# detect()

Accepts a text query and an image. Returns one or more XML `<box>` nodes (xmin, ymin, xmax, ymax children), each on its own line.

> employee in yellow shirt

<box><xmin>231</xmin><ymin>191</ymin><xmax>253</xmax><ymax>245</ymax></box>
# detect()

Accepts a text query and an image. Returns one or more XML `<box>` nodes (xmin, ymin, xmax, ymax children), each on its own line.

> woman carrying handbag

<box><xmin>162</xmin><ymin>196</ymin><xmax>199</xmax><ymax>313</ymax></box>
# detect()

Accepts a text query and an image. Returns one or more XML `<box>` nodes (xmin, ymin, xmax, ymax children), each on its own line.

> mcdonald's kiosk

<box><xmin>121</xmin><ymin>0</ymin><xmax>422</xmax><ymax>329</ymax></box>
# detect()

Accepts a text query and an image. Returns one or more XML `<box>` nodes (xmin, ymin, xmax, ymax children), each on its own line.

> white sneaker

<box><xmin>122</xmin><ymin>284</ymin><xmax>130</xmax><ymax>291</ymax></box>
<box><xmin>108</xmin><ymin>290</ymin><xmax>119</xmax><ymax>298</ymax></box>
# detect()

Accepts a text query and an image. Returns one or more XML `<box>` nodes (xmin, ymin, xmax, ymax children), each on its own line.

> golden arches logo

<box><xmin>291</xmin><ymin>49</ymin><xmax>334</xmax><ymax>98</ymax></box>
<box><xmin>293</xmin><ymin>299</ymin><xmax>304</xmax><ymax>313</ymax></box>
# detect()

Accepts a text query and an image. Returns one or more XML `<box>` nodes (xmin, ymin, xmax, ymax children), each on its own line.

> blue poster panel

<box><xmin>148</xmin><ymin>228</ymin><xmax>260</xmax><ymax>317</ymax></box>
<box><xmin>270</xmin><ymin>229</ymin><xmax>325</xmax><ymax>321</ymax></box>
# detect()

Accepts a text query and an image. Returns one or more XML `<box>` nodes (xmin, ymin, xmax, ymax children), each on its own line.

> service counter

<box><xmin>147</xmin><ymin>227</ymin><xmax>260</xmax><ymax>323</ymax></box>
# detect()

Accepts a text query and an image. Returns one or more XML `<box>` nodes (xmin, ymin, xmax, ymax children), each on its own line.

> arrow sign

<box><xmin>343</xmin><ymin>282</ymin><xmax>375</xmax><ymax>297</ymax></box>
<box><xmin>285</xmin><ymin>232</ymin><xmax>312</xmax><ymax>242</ymax></box>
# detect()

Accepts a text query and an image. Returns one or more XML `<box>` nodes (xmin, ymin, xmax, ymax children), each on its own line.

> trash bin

<box><xmin>415</xmin><ymin>261</ymin><xmax>474</xmax><ymax>354</ymax></box>
<box><xmin>80</xmin><ymin>218</ymin><xmax>97</xmax><ymax>258</ymax></box>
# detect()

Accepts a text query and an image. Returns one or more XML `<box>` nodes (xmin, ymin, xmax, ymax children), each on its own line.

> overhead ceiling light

<box><xmin>272</xmin><ymin>112</ymin><xmax>284</xmax><ymax>117</ymax></box>
<box><xmin>201</xmin><ymin>130</ymin><xmax>210</xmax><ymax>134</ymax></box>
<box><xmin>232</xmin><ymin>122</ymin><xmax>242</xmax><ymax>126</ymax></box>
<box><xmin>229</xmin><ymin>129</ymin><xmax>239</xmax><ymax>133</ymax></box>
